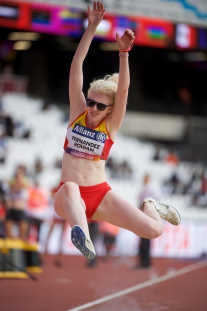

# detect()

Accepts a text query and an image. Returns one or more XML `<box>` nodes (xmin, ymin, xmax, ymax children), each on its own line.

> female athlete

<box><xmin>54</xmin><ymin>1</ymin><xmax>181</xmax><ymax>259</ymax></box>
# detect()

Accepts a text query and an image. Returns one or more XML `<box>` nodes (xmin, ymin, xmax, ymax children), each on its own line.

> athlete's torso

<box><xmin>61</xmin><ymin>110</ymin><xmax>114</xmax><ymax>186</ymax></box>
<box><xmin>8</xmin><ymin>178</ymin><xmax>29</xmax><ymax>210</ymax></box>
<box><xmin>64</xmin><ymin>110</ymin><xmax>113</xmax><ymax>161</ymax></box>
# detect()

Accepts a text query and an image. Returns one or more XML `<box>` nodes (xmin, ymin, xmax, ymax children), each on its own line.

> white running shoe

<box><xmin>143</xmin><ymin>197</ymin><xmax>181</xmax><ymax>226</ymax></box>
<box><xmin>71</xmin><ymin>225</ymin><xmax>96</xmax><ymax>260</ymax></box>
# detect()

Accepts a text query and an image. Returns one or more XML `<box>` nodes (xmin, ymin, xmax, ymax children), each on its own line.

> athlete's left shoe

<box><xmin>143</xmin><ymin>197</ymin><xmax>181</xmax><ymax>226</ymax></box>
<box><xmin>71</xmin><ymin>225</ymin><xmax>96</xmax><ymax>260</ymax></box>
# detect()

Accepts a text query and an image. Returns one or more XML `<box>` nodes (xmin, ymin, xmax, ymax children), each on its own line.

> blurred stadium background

<box><xmin>0</xmin><ymin>1</ymin><xmax>207</xmax><ymax>310</ymax></box>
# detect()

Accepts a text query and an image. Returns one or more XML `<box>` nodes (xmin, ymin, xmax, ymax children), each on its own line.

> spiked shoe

<box><xmin>143</xmin><ymin>197</ymin><xmax>181</xmax><ymax>226</ymax></box>
<box><xmin>71</xmin><ymin>225</ymin><xmax>96</xmax><ymax>260</ymax></box>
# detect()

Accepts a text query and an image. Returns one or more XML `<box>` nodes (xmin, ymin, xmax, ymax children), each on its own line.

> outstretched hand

<box><xmin>88</xmin><ymin>1</ymin><xmax>105</xmax><ymax>27</ymax></box>
<box><xmin>116</xmin><ymin>29</ymin><xmax>135</xmax><ymax>51</ymax></box>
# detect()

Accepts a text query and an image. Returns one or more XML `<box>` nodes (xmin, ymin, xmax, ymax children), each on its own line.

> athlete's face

<box><xmin>87</xmin><ymin>90</ymin><xmax>113</xmax><ymax>120</ymax></box>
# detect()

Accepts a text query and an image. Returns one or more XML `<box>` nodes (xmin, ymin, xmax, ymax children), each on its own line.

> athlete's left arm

<box><xmin>109</xmin><ymin>29</ymin><xmax>135</xmax><ymax>135</ymax></box>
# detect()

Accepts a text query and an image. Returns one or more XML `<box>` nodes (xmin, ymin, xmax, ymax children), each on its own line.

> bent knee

<box><xmin>54</xmin><ymin>204</ymin><xmax>63</xmax><ymax>218</ymax></box>
<box><xmin>62</xmin><ymin>181</ymin><xmax>79</xmax><ymax>197</ymax></box>
<box><xmin>54</xmin><ymin>202</ymin><xmax>65</xmax><ymax>219</ymax></box>
<box><xmin>53</xmin><ymin>193</ymin><xmax>66</xmax><ymax>219</ymax></box>
<box><xmin>151</xmin><ymin>224</ymin><xmax>163</xmax><ymax>239</ymax></box>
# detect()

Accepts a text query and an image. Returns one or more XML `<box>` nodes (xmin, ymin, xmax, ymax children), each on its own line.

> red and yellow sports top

<box><xmin>63</xmin><ymin>110</ymin><xmax>114</xmax><ymax>161</ymax></box>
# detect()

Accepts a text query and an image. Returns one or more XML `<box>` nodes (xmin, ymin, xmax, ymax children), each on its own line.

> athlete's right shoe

<box><xmin>71</xmin><ymin>225</ymin><xmax>96</xmax><ymax>260</ymax></box>
<box><xmin>143</xmin><ymin>197</ymin><xmax>181</xmax><ymax>226</ymax></box>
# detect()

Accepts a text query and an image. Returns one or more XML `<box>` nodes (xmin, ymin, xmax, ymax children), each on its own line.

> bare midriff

<box><xmin>9</xmin><ymin>201</ymin><xmax>25</xmax><ymax>210</ymax></box>
<box><xmin>60</xmin><ymin>151</ymin><xmax>107</xmax><ymax>186</ymax></box>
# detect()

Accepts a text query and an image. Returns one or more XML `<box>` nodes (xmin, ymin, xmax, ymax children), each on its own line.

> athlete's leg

<box><xmin>54</xmin><ymin>182</ymin><xmax>96</xmax><ymax>259</ymax></box>
<box><xmin>5</xmin><ymin>220</ymin><xmax>15</xmax><ymax>238</ymax></box>
<box><xmin>44</xmin><ymin>221</ymin><xmax>56</xmax><ymax>254</ymax></box>
<box><xmin>19</xmin><ymin>220</ymin><xmax>29</xmax><ymax>241</ymax></box>
<box><xmin>53</xmin><ymin>182</ymin><xmax>90</xmax><ymax>239</ymax></box>
<box><xmin>92</xmin><ymin>190</ymin><xmax>163</xmax><ymax>239</ymax></box>
<box><xmin>54</xmin><ymin>220</ymin><xmax>66</xmax><ymax>267</ymax></box>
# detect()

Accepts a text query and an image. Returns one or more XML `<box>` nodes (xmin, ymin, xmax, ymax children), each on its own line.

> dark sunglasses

<box><xmin>86</xmin><ymin>98</ymin><xmax>113</xmax><ymax>111</ymax></box>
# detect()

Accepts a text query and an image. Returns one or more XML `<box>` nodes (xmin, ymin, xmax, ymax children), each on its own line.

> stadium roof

<box><xmin>26</xmin><ymin>0</ymin><xmax>207</xmax><ymax>27</ymax></box>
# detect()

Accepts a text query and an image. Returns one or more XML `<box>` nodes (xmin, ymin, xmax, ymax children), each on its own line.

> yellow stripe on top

<box><xmin>71</xmin><ymin>111</ymin><xmax>108</xmax><ymax>136</ymax></box>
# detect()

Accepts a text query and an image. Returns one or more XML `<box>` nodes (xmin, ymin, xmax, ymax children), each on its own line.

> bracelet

<box><xmin>119</xmin><ymin>45</ymin><xmax>133</xmax><ymax>52</ymax></box>
<box><xmin>119</xmin><ymin>53</ymin><xmax>128</xmax><ymax>57</ymax></box>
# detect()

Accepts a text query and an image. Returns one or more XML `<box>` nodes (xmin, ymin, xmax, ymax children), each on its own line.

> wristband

<box><xmin>119</xmin><ymin>45</ymin><xmax>133</xmax><ymax>52</ymax></box>
<box><xmin>119</xmin><ymin>53</ymin><xmax>128</xmax><ymax>57</ymax></box>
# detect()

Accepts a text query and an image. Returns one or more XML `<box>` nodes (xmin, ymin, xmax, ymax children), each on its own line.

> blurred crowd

<box><xmin>163</xmin><ymin>167</ymin><xmax>207</xmax><ymax>208</ymax></box>
<box><xmin>152</xmin><ymin>147</ymin><xmax>207</xmax><ymax>208</ymax></box>
<box><xmin>106</xmin><ymin>157</ymin><xmax>133</xmax><ymax>180</ymax></box>
<box><xmin>0</xmin><ymin>163</ymin><xmax>50</xmax><ymax>241</ymax></box>
<box><xmin>105</xmin><ymin>147</ymin><xmax>207</xmax><ymax>209</ymax></box>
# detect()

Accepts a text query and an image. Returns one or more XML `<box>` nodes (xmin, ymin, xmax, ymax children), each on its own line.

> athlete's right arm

<box><xmin>69</xmin><ymin>2</ymin><xmax>105</xmax><ymax>118</ymax></box>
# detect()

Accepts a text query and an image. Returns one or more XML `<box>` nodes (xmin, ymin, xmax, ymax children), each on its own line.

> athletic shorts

<box><xmin>6</xmin><ymin>209</ymin><xmax>28</xmax><ymax>222</ymax></box>
<box><xmin>56</xmin><ymin>182</ymin><xmax>112</xmax><ymax>219</ymax></box>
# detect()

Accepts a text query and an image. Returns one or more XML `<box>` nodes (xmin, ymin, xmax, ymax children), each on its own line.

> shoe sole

<box><xmin>143</xmin><ymin>197</ymin><xmax>181</xmax><ymax>226</ymax></box>
<box><xmin>157</xmin><ymin>202</ymin><xmax>181</xmax><ymax>226</ymax></box>
<box><xmin>71</xmin><ymin>225</ymin><xmax>96</xmax><ymax>260</ymax></box>
<box><xmin>166</xmin><ymin>204</ymin><xmax>181</xmax><ymax>226</ymax></box>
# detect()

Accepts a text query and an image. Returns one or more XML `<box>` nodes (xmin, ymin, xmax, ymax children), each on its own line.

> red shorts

<box><xmin>56</xmin><ymin>182</ymin><xmax>112</xmax><ymax>219</ymax></box>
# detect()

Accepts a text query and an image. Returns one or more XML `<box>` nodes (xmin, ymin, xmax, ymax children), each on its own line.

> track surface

<box><xmin>0</xmin><ymin>255</ymin><xmax>207</xmax><ymax>311</ymax></box>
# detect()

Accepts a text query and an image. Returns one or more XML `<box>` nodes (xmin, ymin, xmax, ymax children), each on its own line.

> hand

<box><xmin>88</xmin><ymin>1</ymin><xmax>105</xmax><ymax>28</ymax></box>
<box><xmin>116</xmin><ymin>29</ymin><xmax>135</xmax><ymax>51</ymax></box>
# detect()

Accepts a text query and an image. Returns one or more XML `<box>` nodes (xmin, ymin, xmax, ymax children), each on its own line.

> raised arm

<box><xmin>109</xmin><ymin>29</ymin><xmax>135</xmax><ymax>136</ymax></box>
<box><xmin>69</xmin><ymin>1</ymin><xmax>105</xmax><ymax>118</ymax></box>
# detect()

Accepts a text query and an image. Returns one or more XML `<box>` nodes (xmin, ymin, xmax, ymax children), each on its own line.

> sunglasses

<box><xmin>86</xmin><ymin>98</ymin><xmax>113</xmax><ymax>111</ymax></box>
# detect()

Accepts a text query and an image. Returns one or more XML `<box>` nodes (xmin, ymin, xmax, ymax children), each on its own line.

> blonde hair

<box><xmin>88</xmin><ymin>73</ymin><xmax>119</xmax><ymax>102</ymax></box>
